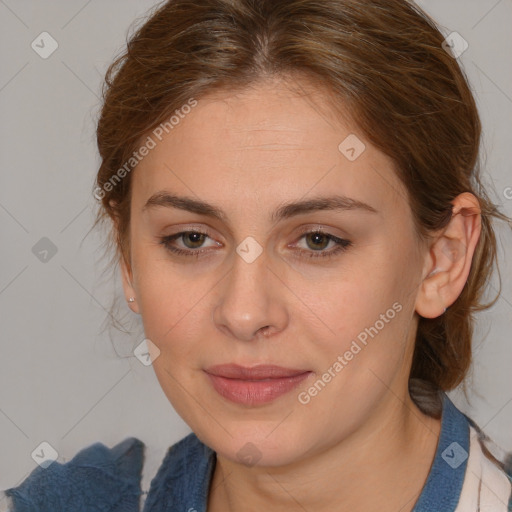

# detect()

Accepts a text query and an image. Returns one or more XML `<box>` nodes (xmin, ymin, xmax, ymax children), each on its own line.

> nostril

<box><xmin>258</xmin><ymin>325</ymin><xmax>272</xmax><ymax>337</ymax></box>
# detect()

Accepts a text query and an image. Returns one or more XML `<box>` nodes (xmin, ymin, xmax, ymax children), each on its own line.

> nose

<box><xmin>212</xmin><ymin>248</ymin><xmax>289</xmax><ymax>342</ymax></box>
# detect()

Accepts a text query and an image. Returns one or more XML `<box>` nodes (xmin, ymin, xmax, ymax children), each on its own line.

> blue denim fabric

<box><xmin>411</xmin><ymin>394</ymin><xmax>469</xmax><ymax>512</ymax></box>
<box><xmin>5</xmin><ymin>393</ymin><xmax>476</xmax><ymax>511</ymax></box>
<box><xmin>5</xmin><ymin>436</ymin><xmax>145</xmax><ymax>511</ymax></box>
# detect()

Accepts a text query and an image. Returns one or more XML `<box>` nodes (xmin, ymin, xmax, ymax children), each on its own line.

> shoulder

<box><xmin>411</xmin><ymin>390</ymin><xmax>511</xmax><ymax>511</ymax></box>
<box><xmin>2</xmin><ymin>437</ymin><xmax>145</xmax><ymax>512</ymax></box>
<box><xmin>456</xmin><ymin>423</ymin><xmax>512</xmax><ymax>511</ymax></box>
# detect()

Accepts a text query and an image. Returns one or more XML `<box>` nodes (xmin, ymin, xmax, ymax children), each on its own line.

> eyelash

<box><xmin>159</xmin><ymin>229</ymin><xmax>352</xmax><ymax>260</ymax></box>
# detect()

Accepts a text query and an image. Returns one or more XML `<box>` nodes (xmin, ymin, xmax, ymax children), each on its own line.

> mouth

<box><xmin>204</xmin><ymin>364</ymin><xmax>312</xmax><ymax>406</ymax></box>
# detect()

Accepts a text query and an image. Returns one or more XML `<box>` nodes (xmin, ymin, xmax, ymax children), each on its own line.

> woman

<box><xmin>3</xmin><ymin>0</ymin><xmax>511</xmax><ymax>510</ymax></box>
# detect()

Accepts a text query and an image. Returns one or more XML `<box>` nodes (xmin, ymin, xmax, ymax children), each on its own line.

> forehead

<box><xmin>131</xmin><ymin>77</ymin><xmax>409</xmax><ymax>220</ymax></box>
<box><xmin>173</xmin><ymin>78</ymin><xmax>349</xmax><ymax>155</ymax></box>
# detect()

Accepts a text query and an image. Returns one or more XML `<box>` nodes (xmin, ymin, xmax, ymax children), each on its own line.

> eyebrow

<box><xmin>142</xmin><ymin>191</ymin><xmax>378</xmax><ymax>223</ymax></box>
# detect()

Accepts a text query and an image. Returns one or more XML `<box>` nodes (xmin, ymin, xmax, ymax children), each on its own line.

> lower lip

<box><xmin>205</xmin><ymin>372</ymin><xmax>311</xmax><ymax>406</ymax></box>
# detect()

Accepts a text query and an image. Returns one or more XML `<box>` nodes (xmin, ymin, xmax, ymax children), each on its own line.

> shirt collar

<box><xmin>412</xmin><ymin>392</ymin><xmax>470</xmax><ymax>511</ymax></box>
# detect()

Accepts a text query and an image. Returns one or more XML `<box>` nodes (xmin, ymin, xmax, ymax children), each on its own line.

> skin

<box><xmin>120</xmin><ymin>76</ymin><xmax>481</xmax><ymax>511</ymax></box>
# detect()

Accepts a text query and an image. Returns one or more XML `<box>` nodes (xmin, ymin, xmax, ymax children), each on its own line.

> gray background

<box><xmin>1</xmin><ymin>0</ymin><xmax>511</xmax><ymax>490</ymax></box>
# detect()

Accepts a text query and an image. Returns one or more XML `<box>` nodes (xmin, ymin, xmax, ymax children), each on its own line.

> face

<box><xmin>122</xmin><ymin>76</ymin><xmax>428</xmax><ymax>467</ymax></box>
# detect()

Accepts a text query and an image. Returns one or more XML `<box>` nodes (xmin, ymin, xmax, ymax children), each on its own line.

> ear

<box><xmin>109</xmin><ymin>200</ymin><xmax>140</xmax><ymax>314</ymax></box>
<box><xmin>415</xmin><ymin>192</ymin><xmax>481</xmax><ymax>319</ymax></box>
<box><xmin>120</xmin><ymin>253</ymin><xmax>140</xmax><ymax>314</ymax></box>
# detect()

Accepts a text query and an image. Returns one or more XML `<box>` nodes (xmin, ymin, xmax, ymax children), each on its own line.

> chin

<box><xmin>196</xmin><ymin>423</ymin><xmax>313</xmax><ymax>468</ymax></box>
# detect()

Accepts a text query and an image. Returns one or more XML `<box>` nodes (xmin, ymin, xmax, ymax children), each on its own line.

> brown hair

<box><xmin>94</xmin><ymin>0</ymin><xmax>509</xmax><ymax>392</ymax></box>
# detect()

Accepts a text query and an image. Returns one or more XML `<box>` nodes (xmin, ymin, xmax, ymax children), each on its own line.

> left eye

<box><xmin>292</xmin><ymin>231</ymin><xmax>352</xmax><ymax>259</ymax></box>
<box><xmin>298</xmin><ymin>232</ymin><xmax>339</xmax><ymax>251</ymax></box>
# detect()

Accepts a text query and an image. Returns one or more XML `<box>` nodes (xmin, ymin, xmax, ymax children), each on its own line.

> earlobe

<box><xmin>110</xmin><ymin>209</ymin><xmax>140</xmax><ymax>314</ymax></box>
<box><xmin>415</xmin><ymin>192</ymin><xmax>481</xmax><ymax>319</ymax></box>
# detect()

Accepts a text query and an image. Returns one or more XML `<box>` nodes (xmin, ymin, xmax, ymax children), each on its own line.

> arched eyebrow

<box><xmin>142</xmin><ymin>191</ymin><xmax>378</xmax><ymax>223</ymax></box>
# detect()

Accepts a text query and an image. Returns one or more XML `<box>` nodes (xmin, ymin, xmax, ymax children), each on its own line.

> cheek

<box><xmin>297</xmin><ymin>295</ymin><xmax>411</xmax><ymax>431</ymax></box>
<box><xmin>133</xmin><ymin>257</ymin><xmax>210</xmax><ymax>420</ymax></box>
<box><xmin>138</xmin><ymin>283</ymin><xmax>208</xmax><ymax>363</ymax></box>
<box><xmin>293</xmin><ymin>263</ymin><xmax>402</xmax><ymax>342</ymax></box>
<box><xmin>294</xmin><ymin>252</ymin><xmax>414</xmax><ymax>389</ymax></box>
<box><xmin>318</xmin><ymin>285</ymin><xmax>409</xmax><ymax>382</ymax></box>
<box><xmin>130</xmin><ymin>246</ymin><xmax>206</xmax><ymax>355</ymax></box>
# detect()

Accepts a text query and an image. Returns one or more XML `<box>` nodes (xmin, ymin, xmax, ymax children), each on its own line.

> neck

<box><xmin>207</xmin><ymin>391</ymin><xmax>442</xmax><ymax>512</ymax></box>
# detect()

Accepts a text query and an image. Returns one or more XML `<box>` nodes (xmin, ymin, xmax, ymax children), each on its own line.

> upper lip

<box><xmin>204</xmin><ymin>364</ymin><xmax>310</xmax><ymax>380</ymax></box>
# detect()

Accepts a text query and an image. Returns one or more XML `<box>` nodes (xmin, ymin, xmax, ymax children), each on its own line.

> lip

<box><xmin>204</xmin><ymin>364</ymin><xmax>312</xmax><ymax>406</ymax></box>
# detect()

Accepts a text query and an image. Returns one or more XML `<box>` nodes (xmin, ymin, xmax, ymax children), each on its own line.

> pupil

<box><xmin>308</xmin><ymin>233</ymin><xmax>327</xmax><ymax>250</ymax></box>
<box><xmin>186</xmin><ymin>232</ymin><xmax>204</xmax><ymax>248</ymax></box>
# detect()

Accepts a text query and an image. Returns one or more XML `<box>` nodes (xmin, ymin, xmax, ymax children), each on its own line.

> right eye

<box><xmin>159</xmin><ymin>230</ymin><xmax>223</xmax><ymax>258</ymax></box>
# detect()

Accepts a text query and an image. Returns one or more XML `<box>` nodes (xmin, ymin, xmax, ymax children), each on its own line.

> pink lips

<box><xmin>204</xmin><ymin>364</ymin><xmax>312</xmax><ymax>406</ymax></box>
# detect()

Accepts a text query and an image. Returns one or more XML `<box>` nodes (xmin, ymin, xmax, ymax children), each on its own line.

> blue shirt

<box><xmin>3</xmin><ymin>393</ymin><xmax>512</xmax><ymax>511</ymax></box>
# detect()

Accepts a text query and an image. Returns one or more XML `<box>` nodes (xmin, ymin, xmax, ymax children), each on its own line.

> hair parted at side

<box><xmin>94</xmin><ymin>0</ymin><xmax>510</xmax><ymax>392</ymax></box>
